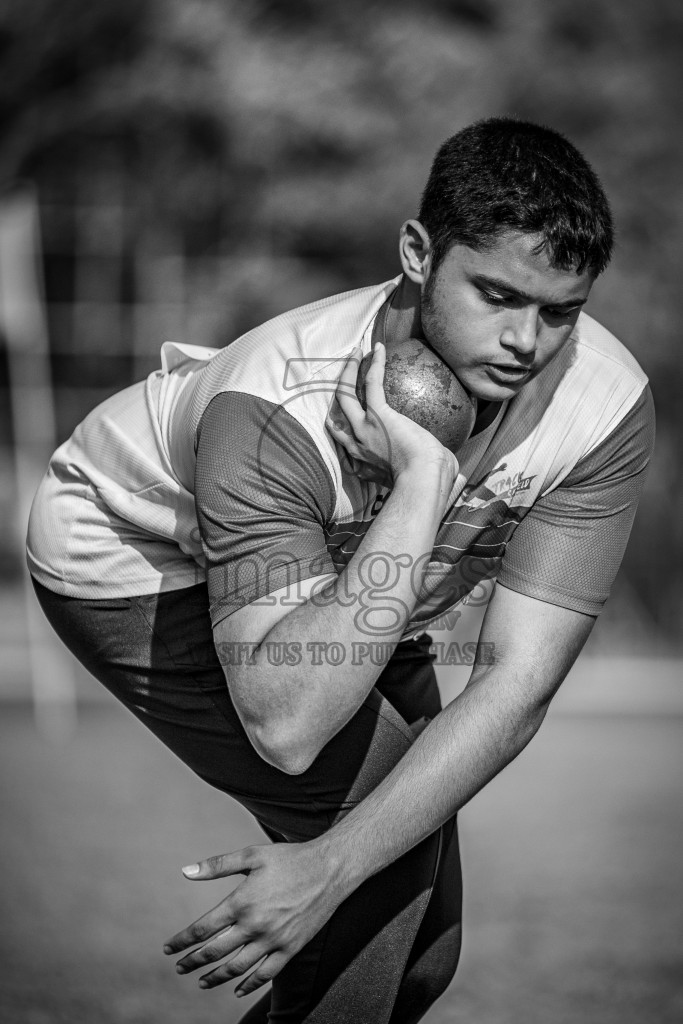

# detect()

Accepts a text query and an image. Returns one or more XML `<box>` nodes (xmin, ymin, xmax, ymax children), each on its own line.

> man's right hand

<box><xmin>325</xmin><ymin>341</ymin><xmax>458</xmax><ymax>493</ymax></box>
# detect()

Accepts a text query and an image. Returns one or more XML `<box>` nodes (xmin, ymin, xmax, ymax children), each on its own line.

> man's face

<box><xmin>419</xmin><ymin>229</ymin><xmax>595</xmax><ymax>403</ymax></box>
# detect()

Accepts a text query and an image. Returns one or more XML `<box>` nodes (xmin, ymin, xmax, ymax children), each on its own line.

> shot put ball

<box><xmin>355</xmin><ymin>338</ymin><xmax>477</xmax><ymax>453</ymax></box>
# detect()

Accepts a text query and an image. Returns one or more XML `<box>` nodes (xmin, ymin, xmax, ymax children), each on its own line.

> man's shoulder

<box><xmin>178</xmin><ymin>278</ymin><xmax>397</xmax><ymax>429</ymax></box>
<box><xmin>233</xmin><ymin>277</ymin><xmax>400</xmax><ymax>363</ymax></box>
<box><xmin>570</xmin><ymin>311</ymin><xmax>648</xmax><ymax>388</ymax></box>
<box><xmin>268</xmin><ymin>278</ymin><xmax>400</xmax><ymax>326</ymax></box>
<box><xmin>169</xmin><ymin>279</ymin><xmax>399</xmax><ymax>499</ymax></box>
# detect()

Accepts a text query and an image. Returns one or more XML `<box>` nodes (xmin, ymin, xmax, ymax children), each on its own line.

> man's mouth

<box><xmin>485</xmin><ymin>363</ymin><xmax>532</xmax><ymax>384</ymax></box>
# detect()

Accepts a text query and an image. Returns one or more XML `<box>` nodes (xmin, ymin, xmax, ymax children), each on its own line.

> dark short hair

<box><xmin>419</xmin><ymin>117</ymin><xmax>613</xmax><ymax>276</ymax></box>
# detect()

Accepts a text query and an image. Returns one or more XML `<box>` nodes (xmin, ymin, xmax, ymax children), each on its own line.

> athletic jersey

<box><xmin>27</xmin><ymin>278</ymin><xmax>654</xmax><ymax>638</ymax></box>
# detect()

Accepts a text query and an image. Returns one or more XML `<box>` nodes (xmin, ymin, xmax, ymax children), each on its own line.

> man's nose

<box><xmin>499</xmin><ymin>309</ymin><xmax>538</xmax><ymax>357</ymax></box>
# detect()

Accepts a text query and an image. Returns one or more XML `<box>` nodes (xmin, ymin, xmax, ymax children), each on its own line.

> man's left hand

<box><xmin>163</xmin><ymin>840</ymin><xmax>342</xmax><ymax>996</ymax></box>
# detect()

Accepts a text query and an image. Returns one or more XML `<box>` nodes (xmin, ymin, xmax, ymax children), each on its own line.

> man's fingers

<box><xmin>197</xmin><ymin>944</ymin><xmax>270</xmax><ymax>990</ymax></box>
<box><xmin>164</xmin><ymin>898</ymin><xmax>239</xmax><ymax>954</ymax></box>
<box><xmin>235</xmin><ymin>951</ymin><xmax>291</xmax><ymax>997</ymax></box>
<box><xmin>181</xmin><ymin>846</ymin><xmax>255</xmax><ymax>881</ymax></box>
<box><xmin>363</xmin><ymin>340</ymin><xmax>387</xmax><ymax>408</ymax></box>
<box><xmin>325</xmin><ymin>397</ymin><xmax>351</xmax><ymax>438</ymax></box>
<box><xmin>334</xmin><ymin>346</ymin><xmax>365</xmax><ymax>428</ymax></box>
<box><xmin>326</xmin><ymin>421</ymin><xmax>365</xmax><ymax>465</ymax></box>
<box><xmin>176</xmin><ymin>925</ymin><xmax>248</xmax><ymax>974</ymax></box>
<box><xmin>326</xmin><ymin>397</ymin><xmax>367</xmax><ymax>465</ymax></box>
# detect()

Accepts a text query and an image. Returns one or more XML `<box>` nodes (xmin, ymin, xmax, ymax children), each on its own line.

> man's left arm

<box><xmin>318</xmin><ymin>381</ymin><xmax>655</xmax><ymax>894</ymax></box>
<box><xmin>164</xmin><ymin>586</ymin><xmax>595</xmax><ymax>994</ymax></box>
<box><xmin>165</xmin><ymin>384</ymin><xmax>655</xmax><ymax>992</ymax></box>
<box><xmin>305</xmin><ymin>584</ymin><xmax>596</xmax><ymax>899</ymax></box>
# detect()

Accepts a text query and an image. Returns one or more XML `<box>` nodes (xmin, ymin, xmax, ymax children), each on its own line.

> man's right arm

<box><xmin>216</xmin><ymin>459</ymin><xmax>452</xmax><ymax>774</ymax></box>
<box><xmin>208</xmin><ymin>343</ymin><xmax>457</xmax><ymax>774</ymax></box>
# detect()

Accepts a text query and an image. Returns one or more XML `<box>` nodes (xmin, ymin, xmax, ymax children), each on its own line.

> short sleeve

<box><xmin>498</xmin><ymin>384</ymin><xmax>655</xmax><ymax>614</ymax></box>
<box><xmin>195</xmin><ymin>392</ymin><xmax>337</xmax><ymax>626</ymax></box>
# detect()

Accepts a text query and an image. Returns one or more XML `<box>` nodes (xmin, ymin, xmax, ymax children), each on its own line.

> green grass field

<box><xmin>1</xmin><ymin>702</ymin><xmax>682</xmax><ymax>1024</ymax></box>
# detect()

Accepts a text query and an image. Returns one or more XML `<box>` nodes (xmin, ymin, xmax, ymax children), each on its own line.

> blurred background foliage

<box><xmin>0</xmin><ymin>0</ymin><xmax>681</xmax><ymax>646</ymax></box>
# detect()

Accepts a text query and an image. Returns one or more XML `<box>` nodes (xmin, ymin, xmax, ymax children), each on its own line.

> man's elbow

<box><xmin>249</xmin><ymin>721</ymin><xmax>320</xmax><ymax>776</ymax></box>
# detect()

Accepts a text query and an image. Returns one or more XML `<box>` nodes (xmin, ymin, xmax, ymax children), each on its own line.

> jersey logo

<box><xmin>461</xmin><ymin>462</ymin><xmax>536</xmax><ymax>510</ymax></box>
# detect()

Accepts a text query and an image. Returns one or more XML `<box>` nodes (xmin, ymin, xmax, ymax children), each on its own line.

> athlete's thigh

<box><xmin>32</xmin><ymin>581</ymin><xmax>424</xmax><ymax>836</ymax></box>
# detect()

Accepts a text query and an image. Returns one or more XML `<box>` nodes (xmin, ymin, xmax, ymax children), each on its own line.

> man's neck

<box><xmin>384</xmin><ymin>275</ymin><xmax>423</xmax><ymax>346</ymax></box>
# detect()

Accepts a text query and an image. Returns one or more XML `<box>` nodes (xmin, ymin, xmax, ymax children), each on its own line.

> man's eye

<box><xmin>480</xmin><ymin>291</ymin><xmax>507</xmax><ymax>306</ymax></box>
<box><xmin>544</xmin><ymin>306</ymin><xmax>576</xmax><ymax>319</ymax></box>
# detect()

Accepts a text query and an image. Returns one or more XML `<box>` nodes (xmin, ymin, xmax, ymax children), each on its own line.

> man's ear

<box><xmin>399</xmin><ymin>220</ymin><xmax>432</xmax><ymax>285</ymax></box>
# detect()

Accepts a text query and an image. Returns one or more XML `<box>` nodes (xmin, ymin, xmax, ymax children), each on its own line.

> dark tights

<box><xmin>34</xmin><ymin>580</ymin><xmax>462</xmax><ymax>1023</ymax></box>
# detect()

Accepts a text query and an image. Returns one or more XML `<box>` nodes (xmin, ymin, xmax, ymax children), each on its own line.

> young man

<box><xmin>28</xmin><ymin>118</ymin><xmax>654</xmax><ymax>1022</ymax></box>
